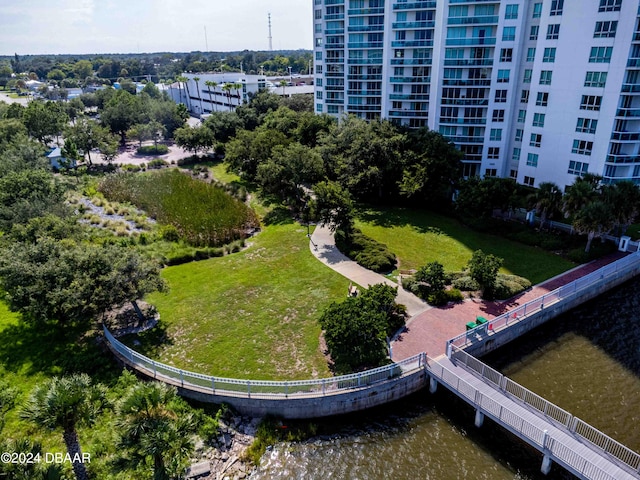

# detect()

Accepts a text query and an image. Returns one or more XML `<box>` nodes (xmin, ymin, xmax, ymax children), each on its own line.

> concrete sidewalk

<box><xmin>310</xmin><ymin>225</ymin><xmax>429</xmax><ymax>317</ymax></box>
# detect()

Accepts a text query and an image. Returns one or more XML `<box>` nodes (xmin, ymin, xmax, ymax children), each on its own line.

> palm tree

<box><xmin>116</xmin><ymin>382</ymin><xmax>196</xmax><ymax>480</ymax></box>
<box><xmin>192</xmin><ymin>76</ymin><xmax>204</xmax><ymax>115</ymax></box>
<box><xmin>175</xmin><ymin>75</ymin><xmax>186</xmax><ymax>104</ymax></box>
<box><xmin>603</xmin><ymin>180</ymin><xmax>640</xmax><ymax>235</ymax></box>
<box><xmin>529</xmin><ymin>181</ymin><xmax>562</xmax><ymax>229</ymax></box>
<box><xmin>233</xmin><ymin>82</ymin><xmax>243</xmax><ymax>106</ymax></box>
<box><xmin>222</xmin><ymin>83</ymin><xmax>233</xmax><ymax>110</ymax></box>
<box><xmin>205</xmin><ymin>80</ymin><xmax>218</xmax><ymax>112</ymax></box>
<box><xmin>563</xmin><ymin>174</ymin><xmax>602</xmax><ymax>219</ymax></box>
<box><xmin>176</xmin><ymin>75</ymin><xmax>191</xmax><ymax>113</ymax></box>
<box><xmin>279</xmin><ymin>79</ymin><xmax>287</xmax><ymax>96</ymax></box>
<box><xmin>573</xmin><ymin>200</ymin><xmax>614</xmax><ymax>252</ymax></box>
<box><xmin>21</xmin><ymin>374</ymin><xmax>105</xmax><ymax>480</ymax></box>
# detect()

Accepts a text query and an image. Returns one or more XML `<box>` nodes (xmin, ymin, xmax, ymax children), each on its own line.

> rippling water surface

<box><xmin>251</xmin><ymin>278</ymin><xmax>640</xmax><ymax>480</ymax></box>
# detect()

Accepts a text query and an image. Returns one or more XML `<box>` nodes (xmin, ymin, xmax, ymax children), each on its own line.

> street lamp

<box><xmin>288</xmin><ymin>66</ymin><xmax>292</xmax><ymax>83</ymax></box>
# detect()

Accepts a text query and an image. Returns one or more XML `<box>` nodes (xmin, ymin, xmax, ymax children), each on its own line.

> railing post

<box><xmin>357</xmin><ymin>373</ymin><xmax>362</xmax><ymax>387</ymax></box>
<box><xmin>285</xmin><ymin>382</ymin><xmax>289</xmax><ymax>398</ymax></box>
<box><xmin>152</xmin><ymin>361</ymin><xmax>156</xmax><ymax>378</ymax></box>
<box><xmin>180</xmin><ymin>370</ymin><xmax>184</xmax><ymax>387</ymax></box>
<box><xmin>322</xmin><ymin>379</ymin><xmax>326</xmax><ymax>395</ymax></box>
<box><xmin>247</xmin><ymin>381</ymin><xmax>251</xmax><ymax>397</ymax></box>
<box><xmin>211</xmin><ymin>378</ymin><xmax>215</xmax><ymax>392</ymax></box>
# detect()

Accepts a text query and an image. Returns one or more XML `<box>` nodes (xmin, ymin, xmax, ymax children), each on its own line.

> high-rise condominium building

<box><xmin>313</xmin><ymin>0</ymin><xmax>640</xmax><ymax>189</ymax></box>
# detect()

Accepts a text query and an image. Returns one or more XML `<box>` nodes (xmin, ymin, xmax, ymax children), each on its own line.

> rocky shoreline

<box><xmin>188</xmin><ymin>413</ymin><xmax>260</xmax><ymax>480</ymax></box>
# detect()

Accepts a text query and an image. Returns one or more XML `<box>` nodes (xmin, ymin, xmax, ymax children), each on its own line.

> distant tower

<box><xmin>268</xmin><ymin>13</ymin><xmax>273</xmax><ymax>51</ymax></box>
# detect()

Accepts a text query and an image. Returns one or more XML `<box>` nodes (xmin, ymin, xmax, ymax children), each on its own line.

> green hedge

<box><xmin>335</xmin><ymin>228</ymin><xmax>396</xmax><ymax>273</ymax></box>
<box><xmin>137</xmin><ymin>144</ymin><xmax>169</xmax><ymax>155</ymax></box>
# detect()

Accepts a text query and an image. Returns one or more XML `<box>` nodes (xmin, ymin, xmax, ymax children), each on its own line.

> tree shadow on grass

<box><xmin>263</xmin><ymin>205</ymin><xmax>295</xmax><ymax>226</ymax></box>
<box><xmin>356</xmin><ymin>206</ymin><xmax>459</xmax><ymax>236</ymax></box>
<box><xmin>119</xmin><ymin>320</ymin><xmax>173</xmax><ymax>360</ymax></box>
<box><xmin>0</xmin><ymin>319</ymin><xmax>121</xmax><ymax>383</ymax></box>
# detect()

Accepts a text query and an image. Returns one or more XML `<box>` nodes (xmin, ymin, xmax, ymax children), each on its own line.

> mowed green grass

<box><xmin>139</xmin><ymin>221</ymin><xmax>349</xmax><ymax>380</ymax></box>
<box><xmin>356</xmin><ymin>207</ymin><xmax>575</xmax><ymax>285</ymax></box>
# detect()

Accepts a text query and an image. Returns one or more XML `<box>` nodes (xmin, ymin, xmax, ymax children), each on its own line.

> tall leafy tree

<box><xmin>529</xmin><ymin>181</ymin><xmax>563</xmax><ymax>228</ymax></box>
<box><xmin>101</xmin><ymin>89</ymin><xmax>147</xmax><ymax>144</ymax></box>
<box><xmin>21</xmin><ymin>374</ymin><xmax>106</xmax><ymax>480</ymax></box>
<box><xmin>22</xmin><ymin>101</ymin><xmax>68</xmax><ymax>144</ymax></box>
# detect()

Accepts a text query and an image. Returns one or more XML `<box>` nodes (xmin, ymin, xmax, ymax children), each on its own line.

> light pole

<box><xmin>288</xmin><ymin>66</ymin><xmax>292</xmax><ymax>83</ymax></box>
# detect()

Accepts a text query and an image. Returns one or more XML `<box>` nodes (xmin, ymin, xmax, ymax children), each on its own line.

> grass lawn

<box><xmin>356</xmin><ymin>207</ymin><xmax>575</xmax><ymax>285</ymax></box>
<box><xmin>136</xmin><ymin>220</ymin><xmax>349</xmax><ymax>381</ymax></box>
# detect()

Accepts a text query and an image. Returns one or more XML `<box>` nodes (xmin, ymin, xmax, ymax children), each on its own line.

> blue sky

<box><xmin>0</xmin><ymin>0</ymin><xmax>313</xmax><ymax>55</ymax></box>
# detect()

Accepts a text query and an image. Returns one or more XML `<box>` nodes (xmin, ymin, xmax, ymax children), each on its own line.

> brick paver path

<box><xmin>390</xmin><ymin>251</ymin><xmax>628</xmax><ymax>360</ymax></box>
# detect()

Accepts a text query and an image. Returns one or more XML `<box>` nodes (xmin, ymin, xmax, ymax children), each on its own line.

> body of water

<box><xmin>250</xmin><ymin>278</ymin><xmax>640</xmax><ymax>479</ymax></box>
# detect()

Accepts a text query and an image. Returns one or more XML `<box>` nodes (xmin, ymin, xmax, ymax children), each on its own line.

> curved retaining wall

<box><xmin>103</xmin><ymin>328</ymin><xmax>427</xmax><ymax>418</ymax></box>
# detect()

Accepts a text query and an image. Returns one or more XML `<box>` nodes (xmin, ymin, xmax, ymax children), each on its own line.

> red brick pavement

<box><xmin>391</xmin><ymin>251</ymin><xmax>628</xmax><ymax>360</ymax></box>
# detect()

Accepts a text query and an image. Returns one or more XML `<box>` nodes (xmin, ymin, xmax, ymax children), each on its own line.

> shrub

<box><xmin>137</xmin><ymin>144</ymin><xmax>169</xmax><ymax>155</ymax></box>
<box><xmin>335</xmin><ymin>228</ymin><xmax>396</xmax><ymax>273</ymax></box>
<box><xmin>428</xmin><ymin>288</ymin><xmax>464</xmax><ymax>306</ymax></box>
<box><xmin>540</xmin><ymin>235</ymin><xmax>565</xmax><ymax>251</ymax></box>
<box><xmin>122</xmin><ymin>164</ymin><xmax>142</xmax><ymax>172</ymax></box>
<box><xmin>160</xmin><ymin>224</ymin><xmax>180</xmax><ymax>242</ymax></box>
<box><xmin>147</xmin><ymin>158</ymin><xmax>168</xmax><ymax>169</ymax></box>
<box><xmin>165</xmin><ymin>252</ymin><xmax>196</xmax><ymax>266</ymax></box>
<box><xmin>452</xmin><ymin>275</ymin><xmax>480</xmax><ymax>291</ymax></box>
<box><xmin>567</xmin><ymin>240</ymin><xmax>617</xmax><ymax>263</ymax></box>
<box><xmin>492</xmin><ymin>274</ymin><xmax>532</xmax><ymax>300</ymax></box>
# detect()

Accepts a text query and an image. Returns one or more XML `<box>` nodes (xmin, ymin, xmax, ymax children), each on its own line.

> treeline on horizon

<box><xmin>0</xmin><ymin>50</ymin><xmax>313</xmax><ymax>84</ymax></box>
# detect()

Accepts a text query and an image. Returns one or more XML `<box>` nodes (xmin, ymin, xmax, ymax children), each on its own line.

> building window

<box><xmin>517</xmin><ymin>110</ymin><xmax>527</xmax><ymax>123</ymax></box>
<box><xmin>598</xmin><ymin>0</ymin><xmax>622</xmax><ymax>12</ymax></box>
<box><xmin>530</xmin><ymin>25</ymin><xmax>539</xmax><ymax>41</ymax></box>
<box><xmin>526</xmin><ymin>153</ymin><xmax>539</xmax><ymax>167</ymax></box>
<box><xmin>589</xmin><ymin>46</ymin><xmax>613</xmax><ymax>63</ymax></box>
<box><xmin>568</xmin><ymin>161</ymin><xmax>589</xmax><ymax>176</ymax></box>
<box><xmin>572</xmin><ymin>139</ymin><xmax>594</xmax><ymax>155</ymax></box>
<box><xmin>500</xmin><ymin>48</ymin><xmax>513</xmax><ymax>62</ymax></box>
<box><xmin>503</xmin><ymin>27</ymin><xmax>516</xmax><ymax>41</ymax></box>
<box><xmin>594</xmin><ymin>21</ymin><xmax>618</xmax><ymax>38</ymax></box>
<box><xmin>314</xmin><ymin>9</ymin><xmax>322</xmax><ymax>19</ymax></box>
<box><xmin>497</xmin><ymin>69</ymin><xmax>510</xmax><ymax>83</ymax></box>
<box><xmin>492</xmin><ymin>109</ymin><xmax>505</xmax><ymax>122</ymax></box>
<box><xmin>584</xmin><ymin>71</ymin><xmax>608</xmax><ymax>87</ymax></box>
<box><xmin>550</xmin><ymin>0</ymin><xmax>564</xmax><ymax>15</ymax></box>
<box><xmin>510</xmin><ymin>169</ymin><xmax>518</xmax><ymax>179</ymax></box>
<box><xmin>488</xmin><ymin>147</ymin><xmax>500</xmax><ymax>159</ymax></box>
<box><xmin>539</xmin><ymin>70</ymin><xmax>553</xmax><ymax>85</ymax></box>
<box><xmin>505</xmin><ymin>4</ymin><xmax>519</xmax><ymax>19</ymax></box>
<box><xmin>526</xmin><ymin>48</ymin><xmax>536</xmax><ymax>62</ymax></box>
<box><xmin>495</xmin><ymin>89</ymin><xmax>508</xmax><ymax>103</ymax></box>
<box><xmin>316</xmin><ymin>103</ymin><xmax>323</xmax><ymax>113</ymax></box>
<box><xmin>512</xmin><ymin>148</ymin><xmax>521</xmax><ymax>161</ymax></box>
<box><xmin>515</xmin><ymin>129</ymin><xmax>524</xmax><ymax>142</ymax></box>
<box><xmin>524</xmin><ymin>176</ymin><xmax>535</xmax><ymax>186</ymax></box>
<box><xmin>523</xmin><ymin>69</ymin><xmax>532</xmax><ymax>83</ymax></box>
<box><xmin>546</xmin><ymin>24</ymin><xmax>560</xmax><ymax>40</ymax></box>
<box><xmin>576</xmin><ymin>118</ymin><xmax>598</xmax><ymax>134</ymax></box>
<box><xmin>533</xmin><ymin>3</ymin><xmax>543</xmax><ymax>18</ymax></box>
<box><xmin>485</xmin><ymin>168</ymin><xmax>498</xmax><ymax>177</ymax></box>
<box><xmin>543</xmin><ymin>48</ymin><xmax>556</xmax><ymax>63</ymax></box>
<box><xmin>536</xmin><ymin>92</ymin><xmax>549</xmax><ymax>106</ymax></box>
<box><xmin>490</xmin><ymin>128</ymin><xmax>502</xmax><ymax>141</ymax></box>
<box><xmin>580</xmin><ymin>95</ymin><xmax>602</xmax><ymax>111</ymax></box>
<box><xmin>533</xmin><ymin>113</ymin><xmax>545</xmax><ymax>127</ymax></box>
<box><xmin>316</xmin><ymin>91</ymin><xmax>323</xmax><ymax>99</ymax></box>
<box><xmin>530</xmin><ymin>133</ymin><xmax>542</xmax><ymax>147</ymax></box>
<box><xmin>315</xmin><ymin>51</ymin><xmax>322</xmax><ymax>60</ymax></box>
<box><xmin>521</xmin><ymin>89</ymin><xmax>530</xmax><ymax>103</ymax></box>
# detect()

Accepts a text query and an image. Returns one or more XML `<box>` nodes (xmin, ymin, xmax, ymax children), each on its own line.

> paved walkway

<box><xmin>309</xmin><ymin>225</ymin><xmax>627</xmax><ymax>360</ymax></box>
<box><xmin>310</xmin><ymin>225</ymin><xmax>430</xmax><ymax>316</ymax></box>
<box><xmin>391</xmin><ymin>251</ymin><xmax>627</xmax><ymax>360</ymax></box>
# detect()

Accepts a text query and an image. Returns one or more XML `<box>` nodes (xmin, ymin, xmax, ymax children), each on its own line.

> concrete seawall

<box><xmin>177</xmin><ymin>370</ymin><xmax>428</xmax><ymax>418</ymax></box>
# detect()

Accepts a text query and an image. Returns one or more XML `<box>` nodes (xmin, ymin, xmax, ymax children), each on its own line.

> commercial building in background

<box><xmin>167</xmin><ymin>73</ymin><xmax>267</xmax><ymax>116</ymax></box>
<box><xmin>313</xmin><ymin>0</ymin><xmax>639</xmax><ymax>189</ymax></box>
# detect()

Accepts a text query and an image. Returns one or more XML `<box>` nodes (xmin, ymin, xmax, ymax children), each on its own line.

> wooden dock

<box><xmin>427</xmin><ymin>355</ymin><xmax>639</xmax><ymax>480</ymax></box>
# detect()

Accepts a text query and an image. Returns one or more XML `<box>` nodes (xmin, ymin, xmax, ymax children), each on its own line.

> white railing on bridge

<box><xmin>428</xmin><ymin>356</ymin><xmax>630</xmax><ymax>480</ymax></box>
<box><xmin>448</xmin><ymin>251</ymin><xmax>640</xmax><ymax>352</ymax></box>
<box><xmin>103</xmin><ymin>326</ymin><xmax>426</xmax><ymax>399</ymax></box>
<box><xmin>449</xmin><ymin>347</ymin><xmax>640</xmax><ymax>475</ymax></box>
